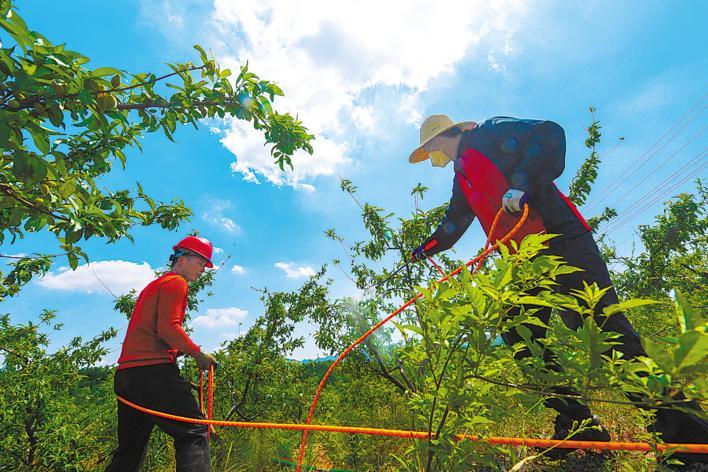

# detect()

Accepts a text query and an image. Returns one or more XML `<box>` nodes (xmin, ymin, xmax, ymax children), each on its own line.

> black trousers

<box><xmin>106</xmin><ymin>363</ymin><xmax>210</xmax><ymax>472</ymax></box>
<box><xmin>500</xmin><ymin>232</ymin><xmax>708</xmax><ymax>449</ymax></box>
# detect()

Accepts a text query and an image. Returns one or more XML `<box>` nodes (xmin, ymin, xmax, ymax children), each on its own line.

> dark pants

<box><xmin>501</xmin><ymin>232</ymin><xmax>708</xmax><ymax>448</ymax></box>
<box><xmin>106</xmin><ymin>363</ymin><xmax>210</xmax><ymax>472</ymax></box>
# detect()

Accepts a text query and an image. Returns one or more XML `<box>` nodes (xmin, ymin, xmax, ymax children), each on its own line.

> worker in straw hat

<box><xmin>106</xmin><ymin>235</ymin><xmax>218</xmax><ymax>471</ymax></box>
<box><xmin>409</xmin><ymin>115</ymin><xmax>708</xmax><ymax>464</ymax></box>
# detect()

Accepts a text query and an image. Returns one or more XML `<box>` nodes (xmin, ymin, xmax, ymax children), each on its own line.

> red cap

<box><xmin>173</xmin><ymin>236</ymin><xmax>214</xmax><ymax>268</ymax></box>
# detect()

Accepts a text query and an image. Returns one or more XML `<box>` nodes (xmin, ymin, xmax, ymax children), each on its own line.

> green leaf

<box><xmin>674</xmin><ymin>331</ymin><xmax>707</xmax><ymax>372</ymax></box>
<box><xmin>675</xmin><ymin>289</ymin><xmax>701</xmax><ymax>333</ymax></box>
<box><xmin>28</xmin><ymin>127</ymin><xmax>50</xmax><ymax>155</ymax></box>
<box><xmin>67</xmin><ymin>252</ymin><xmax>79</xmax><ymax>270</ymax></box>
<box><xmin>602</xmin><ymin>298</ymin><xmax>657</xmax><ymax>317</ymax></box>
<box><xmin>642</xmin><ymin>338</ymin><xmax>675</xmax><ymax>373</ymax></box>
<box><xmin>194</xmin><ymin>44</ymin><xmax>209</xmax><ymax>64</ymax></box>
<box><xmin>516</xmin><ymin>296</ymin><xmax>555</xmax><ymax>308</ymax></box>
<box><xmin>92</xmin><ymin>66</ymin><xmax>122</xmax><ymax>77</ymax></box>
<box><xmin>392</xmin><ymin>322</ymin><xmax>423</xmax><ymax>336</ymax></box>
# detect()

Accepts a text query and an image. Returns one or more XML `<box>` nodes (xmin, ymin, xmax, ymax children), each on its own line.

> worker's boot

<box><xmin>544</xmin><ymin>414</ymin><xmax>610</xmax><ymax>459</ymax></box>
<box><xmin>651</xmin><ymin>404</ymin><xmax>708</xmax><ymax>470</ymax></box>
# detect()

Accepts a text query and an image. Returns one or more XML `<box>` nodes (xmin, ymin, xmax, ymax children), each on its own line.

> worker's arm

<box><xmin>156</xmin><ymin>277</ymin><xmax>201</xmax><ymax>357</ymax></box>
<box><xmin>414</xmin><ymin>179</ymin><xmax>475</xmax><ymax>259</ymax></box>
<box><xmin>508</xmin><ymin>120</ymin><xmax>566</xmax><ymax>195</ymax></box>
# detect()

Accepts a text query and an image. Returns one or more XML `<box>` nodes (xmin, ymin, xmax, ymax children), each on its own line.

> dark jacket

<box><xmin>420</xmin><ymin>117</ymin><xmax>590</xmax><ymax>255</ymax></box>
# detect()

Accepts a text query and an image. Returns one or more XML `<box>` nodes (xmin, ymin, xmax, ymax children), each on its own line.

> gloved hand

<box><xmin>411</xmin><ymin>244</ymin><xmax>426</xmax><ymax>261</ymax></box>
<box><xmin>501</xmin><ymin>189</ymin><xmax>528</xmax><ymax>213</ymax></box>
<box><xmin>193</xmin><ymin>351</ymin><xmax>217</xmax><ymax>371</ymax></box>
<box><xmin>411</xmin><ymin>239</ymin><xmax>439</xmax><ymax>261</ymax></box>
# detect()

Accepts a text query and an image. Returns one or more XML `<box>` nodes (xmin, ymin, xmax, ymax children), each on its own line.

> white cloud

<box><xmin>204</xmin><ymin>0</ymin><xmax>526</xmax><ymax>190</ymax></box>
<box><xmin>202</xmin><ymin>198</ymin><xmax>241</xmax><ymax>233</ymax></box>
<box><xmin>619</xmin><ymin>83</ymin><xmax>673</xmax><ymax>117</ymax></box>
<box><xmin>231</xmin><ymin>264</ymin><xmax>246</xmax><ymax>275</ymax></box>
<box><xmin>274</xmin><ymin>261</ymin><xmax>316</xmax><ymax>279</ymax></box>
<box><xmin>351</xmin><ymin>105</ymin><xmax>376</xmax><ymax>132</ymax></box>
<box><xmin>214</xmin><ymin>247</ymin><xmax>224</xmax><ymax>254</ymax></box>
<box><xmin>192</xmin><ymin>307</ymin><xmax>248</xmax><ymax>328</ymax></box>
<box><xmin>38</xmin><ymin>260</ymin><xmax>155</xmax><ymax>295</ymax></box>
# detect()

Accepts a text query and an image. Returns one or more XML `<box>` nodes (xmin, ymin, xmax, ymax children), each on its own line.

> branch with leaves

<box><xmin>0</xmin><ymin>2</ymin><xmax>314</xmax><ymax>298</ymax></box>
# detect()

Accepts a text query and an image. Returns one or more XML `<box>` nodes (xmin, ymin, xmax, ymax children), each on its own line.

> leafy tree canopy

<box><xmin>0</xmin><ymin>0</ymin><xmax>314</xmax><ymax>299</ymax></box>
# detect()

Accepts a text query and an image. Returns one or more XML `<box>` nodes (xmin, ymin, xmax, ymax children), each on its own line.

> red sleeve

<box><xmin>156</xmin><ymin>276</ymin><xmax>201</xmax><ymax>356</ymax></box>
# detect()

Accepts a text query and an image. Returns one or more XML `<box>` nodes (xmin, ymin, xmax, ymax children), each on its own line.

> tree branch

<box><xmin>0</xmin><ymin>183</ymin><xmax>70</xmax><ymax>222</ymax></box>
<box><xmin>364</xmin><ymin>339</ymin><xmax>406</xmax><ymax>392</ymax></box>
<box><xmin>7</xmin><ymin>65</ymin><xmax>209</xmax><ymax>111</ymax></box>
<box><xmin>463</xmin><ymin>373</ymin><xmax>697</xmax><ymax>408</ymax></box>
<box><xmin>397</xmin><ymin>358</ymin><xmax>417</xmax><ymax>393</ymax></box>
<box><xmin>116</xmin><ymin>99</ymin><xmax>239</xmax><ymax>111</ymax></box>
<box><xmin>0</xmin><ymin>346</ymin><xmax>30</xmax><ymax>363</ymax></box>
<box><xmin>107</xmin><ymin>65</ymin><xmax>207</xmax><ymax>95</ymax></box>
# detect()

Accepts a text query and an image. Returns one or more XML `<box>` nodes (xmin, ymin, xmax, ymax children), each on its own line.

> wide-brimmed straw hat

<box><xmin>409</xmin><ymin>114</ymin><xmax>473</xmax><ymax>163</ymax></box>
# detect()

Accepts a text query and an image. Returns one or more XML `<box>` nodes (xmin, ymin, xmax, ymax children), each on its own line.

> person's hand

<box><xmin>411</xmin><ymin>244</ymin><xmax>427</xmax><ymax>262</ymax></box>
<box><xmin>501</xmin><ymin>189</ymin><xmax>528</xmax><ymax>213</ymax></box>
<box><xmin>193</xmin><ymin>351</ymin><xmax>217</xmax><ymax>371</ymax></box>
<box><xmin>411</xmin><ymin>239</ymin><xmax>439</xmax><ymax>261</ymax></box>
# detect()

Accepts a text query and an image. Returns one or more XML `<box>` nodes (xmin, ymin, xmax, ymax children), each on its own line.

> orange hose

<box><xmin>114</xmin><ymin>393</ymin><xmax>708</xmax><ymax>454</ymax></box>
<box><xmin>296</xmin><ymin>207</ymin><xmax>529</xmax><ymax>470</ymax></box>
<box><xmin>115</xmin><ymin>205</ymin><xmax>708</xmax><ymax>464</ymax></box>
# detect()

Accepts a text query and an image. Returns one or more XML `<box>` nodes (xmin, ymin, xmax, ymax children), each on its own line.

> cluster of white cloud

<box><xmin>231</xmin><ymin>264</ymin><xmax>246</xmax><ymax>275</ymax></box>
<box><xmin>202</xmin><ymin>0</ymin><xmax>524</xmax><ymax>191</ymax></box>
<box><xmin>38</xmin><ymin>260</ymin><xmax>156</xmax><ymax>295</ymax></box>
<box><xmin>274</xmin><ymin>262</ymin><xmax>316</xmax><ymax>279</ymax></box>
<box><xmin>201</xmin><ymin>198</ymin><xmax>241</xmax><ymax>233</ymax></box>
<box><xmin>192</xmin><ymin>306</ymin><xmax>248</xmax><ymax>328</ymax></box>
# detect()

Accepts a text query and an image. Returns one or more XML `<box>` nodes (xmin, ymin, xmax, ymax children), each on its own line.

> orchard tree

<box><xmin>0</xmin><ymin>1</ymin><xmax>314</xmax><ymax>299</ymax></box>
<box><xmin>0</xmin><ymin>311</ymin><xmax>116</xmax><ymax>470</ymax></box>
<box><xmin>610</xmin><ymin>180</ymin><xmax>707</xmax><ymax>302</ymax></box>
<box><xmin>568</xmin><ymin>106</ymin><xmax>620</xmax><ymax>229</ymax></box>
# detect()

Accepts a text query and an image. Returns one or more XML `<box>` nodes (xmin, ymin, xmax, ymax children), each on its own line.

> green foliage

<box><xmin>0</xmin><ymin>311</ymin><xmax>116</xmax><ymax>470</ymax></box>
<box><xmin>568</xmin><ymin>107</ymin><xmax>622</xmax><ymax>232</ymax></box>
<box><xmin>0</xmin><ymin>2</ymin><xmax>313</xmax><ymax>299</ymax></box>
<box><xmin>640</xmin><ymin>290</ymin><xmax>707</xmax><ymax>389</ymax></box>
<box><xmin>568</xmin><ymin>107</ymin><xmax>602</xmax><ymax>206</ymax></box>
<box><xmin>388</xmin><ymin>235</ymin><xmax>706</xmax><ymax>470</ymax></box>
<box><xmin>586</xmin><ymin>206</ymin><xmax>617</xmax><ymax>231</ymax></box>
<box><xmin>613</xmin><ymin>181</ymin><xmax>707</xmax><ymax>301</ymax></box>
<box><xmin>212</xmin><ymin>269</ymin><xmax>336</xmax><ymax>422</ymax></box>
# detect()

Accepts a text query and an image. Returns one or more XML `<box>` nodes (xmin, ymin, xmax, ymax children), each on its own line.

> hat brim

<box><xmin>173</xmin><ymin>246</ymin><xmax>214</xmax><ymax>268</ymax></box>
<box><xmin>408</xmin><ymin>121</ymin><xmax>472</xmax><ymax>163</ymax></box>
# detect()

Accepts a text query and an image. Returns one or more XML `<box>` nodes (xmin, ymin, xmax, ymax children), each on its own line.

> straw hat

<box><xmin>409</xmin><ymin>114</ymin><xmax>473</xmax><ymax>163</ymax></box>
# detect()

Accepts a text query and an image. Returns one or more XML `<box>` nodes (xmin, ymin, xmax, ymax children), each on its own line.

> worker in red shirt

<box><xmin>106</xmin><ymin>236</ymin><xmax>217</xmax><ymax>472</ymax></box>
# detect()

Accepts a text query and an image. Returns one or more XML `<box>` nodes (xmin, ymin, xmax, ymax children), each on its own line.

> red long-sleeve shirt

<box><xmin>117</xmin><ymin>272</ymin><xmax>201</xmax><ymax>370</ymax></box>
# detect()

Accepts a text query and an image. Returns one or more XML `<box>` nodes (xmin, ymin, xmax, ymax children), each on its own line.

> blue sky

<box><xmin>2</xmin><ymin>0</ymin><xmax>706</xmax><ymax>361</ymax></box>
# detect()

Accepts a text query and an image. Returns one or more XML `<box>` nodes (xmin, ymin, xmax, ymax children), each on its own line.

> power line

<box><xmin>585</xmin><ymin>97</ymin><xmax>705</xmax><ymax>213</ymax></box>
<box><xmin>609</xmin><ymin>158</ymin><xmax>707</xmax><ymax>235</ymax></box>
<box><xmin>603</xmin><ymin>126</ymin><xmax>706</xmax><ymax>211</ymax></box>
<box><xmin>601</xmin><ymin>151</ymin><xmax>706</xmax><ymax>235</ymax></box>
<box><xmin>600</xmin><ymin>151</ymin><xmax>707</xmax><ymax>235</ymax></box>
<box><xmin>599</xmin><ymin>152</ymin><xmax>704</xmax><ymax>235</ymax></box>
<box><xmin>584</xmin><ymin>96</ymin><xmax>706</xmax><ymax>214</ymax></box>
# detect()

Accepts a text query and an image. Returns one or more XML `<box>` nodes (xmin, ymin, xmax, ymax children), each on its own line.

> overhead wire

<box><xmin>584</xmin><ymin>95</ymin><xmax>706</xmax><ymax>214</ymax></box>
<box><xmin>603</xmin><ymin>159</ymin><xmax>706</xmax><ymax>237</ymax></box>
<box><xmin>602</xmin><ymin>126</ymin><xmax>706</xmax><ymax>212</ymax></box>
<box><xmin>600</xmin><ymin>154</ymin><xmax>705</xmax><ymax>236</ymax></box>
<box><xmin>600</xmin><ymin>150</ymin><xmax>707</xmax><ymax>235</ymax></box>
